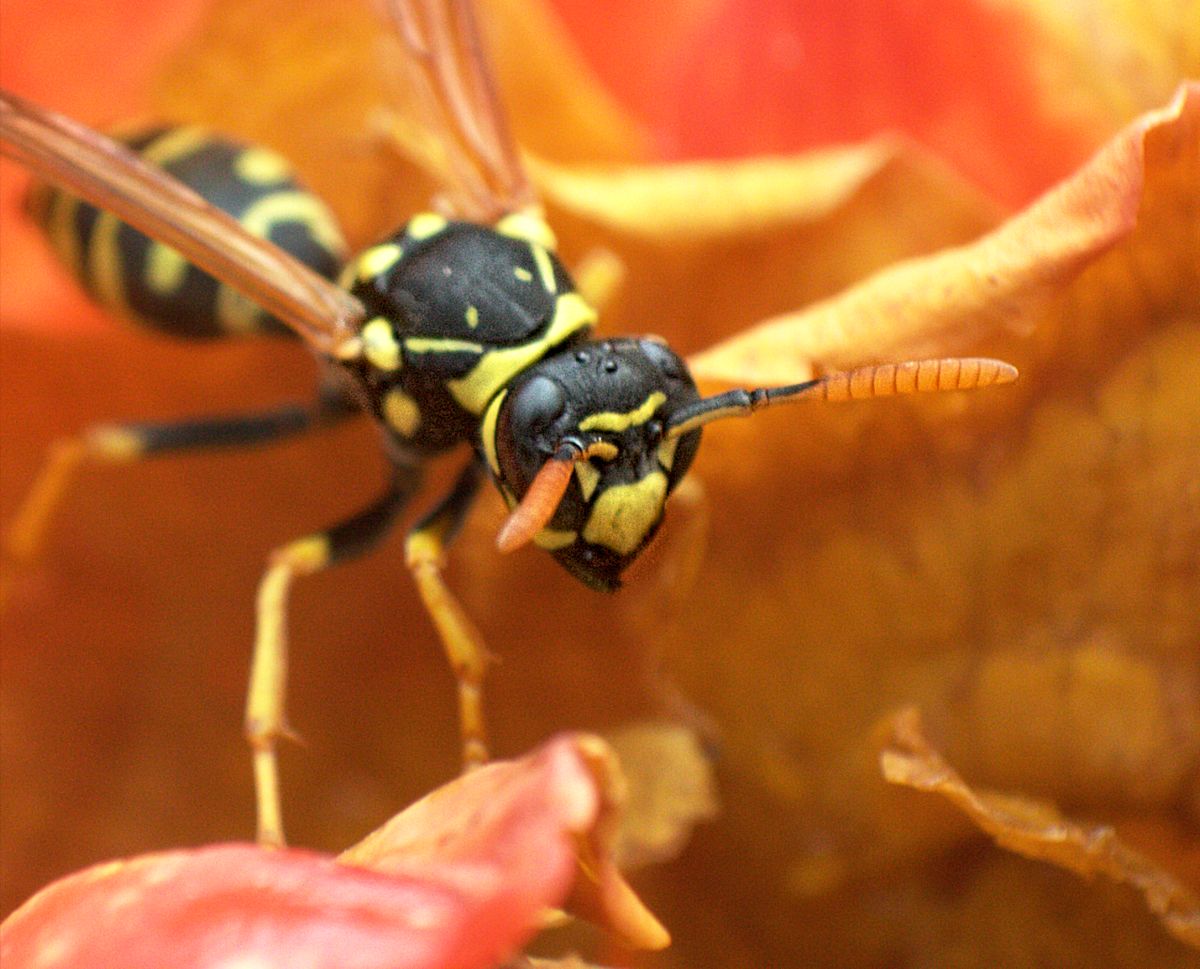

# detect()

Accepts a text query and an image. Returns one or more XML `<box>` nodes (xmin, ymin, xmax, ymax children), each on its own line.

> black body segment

<box><xmin>341</xmin><ymin>215</ymin><xmax>596</xmax><ymax>453</ymax></box>
<box><xmin>29</xmin><ymin>126</ymin><xmax>346</xmax><ymax>339</ymax></box>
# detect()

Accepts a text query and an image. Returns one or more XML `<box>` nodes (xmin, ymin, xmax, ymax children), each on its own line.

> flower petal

<box><xmin>342</xmin><ymin>733</ymin><xmax>670</xmax><ymax>952</ymax></box>
<box><xmin>687</xmin><ymin>84</ymin><xmax>1197</xmax><ymax>387</ymax></box>
<box><xmin>881</xmin><ymin>708</ymin><xmax>1200</xmax><ymax>949</ymax></box>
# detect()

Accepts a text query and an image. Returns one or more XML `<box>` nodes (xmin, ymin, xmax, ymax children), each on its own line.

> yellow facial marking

<box><xmin>144</xmin><ymin>241</ymin><xmax>189</xmax><ymax>295</ymax></box>
<box><xmin>406</xmin><ymin>212</ymin><xmax>448</xmax><ymax>240</ymax></box>
<box><xmin>575</xmin><ymin>461</ymin><xmax>601</xmax><ymax>502</ymax></box>
<box><xmin>531</xmin><ymin>244</ymin><xmax>557</xmax><ymax>293</ymax></box>
<box><xmin>234</xmin><ymin>147</ymin><xmax>292</xmax><ymax>184</ymax></box>
<box><xmin>480</xmin><ymin>390</ymin><xmax>508</xmax><ymax>477</ymax></box>
<box><xmin>496</xmin><ymin>210</ymin><xmax>557</xmax><ymax>251</ymax></box>
<box><xmin>579</xmin><ymin>392</ymin><xmax>667</xmax><ymax>434</ymax></box>
<box><xmin>362</xmin><ymin>317</ymin><xmax>402</xmax><ymax>371</ymax></box>
<box><xmin>582</xmin><ymin>471</ymin><xmax>668</xmax><ymax>556</ymax></box>
<box><xmin>465</xmin><ymin>305</ymin><xmax>480</xmax><ymax>329</ymax></box>
<box><xmin>383</xmin><ymin>387</ymin><xmax>421</xmax><ymax>437</ymax></box>
<box><xmin>355</xmin><ymin>242</ymin><xmax>404</xmax><ymax>282</ymax></box>
<box><xmin>534</xmin><ymin>528</ymin><xmax>578</xmax><ymax>551</ymax></box>
<box><xmin>656</xmin><ymin>437</ymin><xmax>679</xmax><ymax>471</ymax></box>
<box><xmin>513</xmin><ymin>266</ymin><xmax>533</xmax><ymax>283</ymax></box>
<box><xmin>446</xmin><ymin>291</ymin><xmax>596</xmax><ymax>415</ymax></box>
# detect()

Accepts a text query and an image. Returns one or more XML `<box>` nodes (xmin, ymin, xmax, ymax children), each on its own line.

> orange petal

<box><xmin>881</xmin><ymin>708</ymin><xmax>1200</xmax><ymax>949</ymax></box>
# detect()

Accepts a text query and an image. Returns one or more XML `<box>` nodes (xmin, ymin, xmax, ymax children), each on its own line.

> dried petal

<box><xmin>881</xmin><ymin>708</ymin><xmax>1200</xmax><ymax>948</ymax></box>
<box><xmin>607</xmin><ymin>721</ymin><xmax>719</xmax><ymax>871</ymax></box>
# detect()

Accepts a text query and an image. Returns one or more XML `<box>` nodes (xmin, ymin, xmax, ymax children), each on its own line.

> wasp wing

<box><xmin>0</xmin><ymin>89</ymin><xmax>365</xmax><ymax>356</ymax></box>
<box><xmin>382</xmin><ymin>0</ymin><xmax>536</xmax><ymax>222</ymax></box>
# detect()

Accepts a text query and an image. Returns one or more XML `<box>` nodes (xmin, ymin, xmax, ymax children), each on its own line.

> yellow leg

<box><xmin>403</xmin><ymin>459</ymin><xmax>490</xmax><ymax>769</ymax></box>
<box><xmin>245</xmin><ymin>535</ymin><xmax>329</xmax><ymax>848</ymax></box>
<box><xmin>1</xmin><ymin>429</ymin><xmax>140</xmax><ymax>609</ymax></box>
<box><xmin>245</xmin><ymin>475</ymin><xmax>410</xmax><ymax>847</ymax></box>
<box><xmin>3</xmin><ymin>395</ymin><xmax>348</xmax><ymax>611</ymax></box>
<box><xmin>406</xmin><ymin>527</ymin><xmax>491</xmax><ymax>769</ymax></box>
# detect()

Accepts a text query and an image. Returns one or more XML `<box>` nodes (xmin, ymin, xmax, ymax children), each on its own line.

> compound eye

<box><xmin>510</xmin><ymin>376</ymin><xmax>566</xmax><ymax>433</ymax></box>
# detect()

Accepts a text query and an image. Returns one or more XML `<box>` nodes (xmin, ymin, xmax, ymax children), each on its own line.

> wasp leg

<box><xmin>248</xmin><ymin>464</ymin><xmax>417</xmax><ymax>848</ymax></box>
<box><xmin>2</xmin><ymin>381</ymin><xmax>357</xmax><ymax>586</ymax></box>
<box><xmin>403</xmin><ymin>457</ymin><xmax>492</xmax><ymax>770</ymax></box>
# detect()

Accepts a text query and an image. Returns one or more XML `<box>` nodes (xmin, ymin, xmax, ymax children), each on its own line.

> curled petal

<box><xmin>881</xmin><ymin>708</ymin><xmax>1200</xmax><ymax>949</ymax></box>
<box><xmin>688</xmin><ymin>84</ymin><xmax>1198</xmax><ymax>388</ymax></box>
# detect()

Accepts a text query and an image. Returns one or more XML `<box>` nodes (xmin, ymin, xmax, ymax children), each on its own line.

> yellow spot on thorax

<box><xmin>531</xmin><ymin>245</ymin><xmax>557</xmax><ymax>293</ymax></box>
<box><xmin>354</xmin><ymin>242</ymin><xmax>404</xmax><ymax>282</ymax></box>
<box><xmin>361</xmin><ymin>317</ymin><xmax>402</xmax><ymax>371</ymax></box>
<box><xmin>579</xmin><ymin>392</ymin><xmax>667</xmax><ymax>433</ymax></box>
<box><xmin>513</xmin><ymin>266</ymin><xmax>533</xmax><ymax>283</ymax></box>
<box><xmin>465</xmin><ymin>305</ymin><xmax>480</xmax><ymax>328</ymax></box>
<box><xmin>407</xmin><ymin>212</ymin><xmax>449</xmax><ymax>240</ymax></box>
<box><xmin>383</xmin><ymin>387</ymin><xmax>422</xmax><ymax>437</ymax></box>
<box><xmin>583</xmin><ymin>471</ymin><xmax>668</xmax><ymax>555</ymax></box>
<box><xmin>496</xmin><ymin>210</ymin><xmax>557</xmax><ymax>251</ymax></box>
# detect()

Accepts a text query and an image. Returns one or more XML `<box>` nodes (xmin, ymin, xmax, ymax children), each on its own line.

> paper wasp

<box><xmin>0</xmin><ymin>0</ymin><xmax>1016</xmax><ymax>848</ymax></box>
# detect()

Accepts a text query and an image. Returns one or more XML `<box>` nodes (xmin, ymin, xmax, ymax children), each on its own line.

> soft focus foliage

<box><xmin>1</xmin><ymin>1</ymin><xmax>1197</xmax><ymax>967</ymax></box>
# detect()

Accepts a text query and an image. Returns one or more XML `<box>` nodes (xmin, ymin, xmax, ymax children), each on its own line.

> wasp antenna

<box><xmin>495</xmin><ymin>443</ymin><xmax>578</xmax><ymax>553</ymax></box>
<box><xmin>666</xmin><ymin>357</ymin><xmax>1018</xmax><ymax>439</ymax></box>
<box><xmin>494</xmin><ymin>439</ymin><xmax>620</xmax><ymax>552</ymax></box>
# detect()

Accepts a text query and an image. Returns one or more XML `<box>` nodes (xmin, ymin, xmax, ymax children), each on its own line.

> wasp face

<box><xmin>487</xmin><ymin>337</ymin><xmax>703</xmax><ymax>591</ymax></box>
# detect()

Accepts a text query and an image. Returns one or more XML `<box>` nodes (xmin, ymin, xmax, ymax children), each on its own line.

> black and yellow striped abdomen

<box><xmin>29</xmin><ymin>126</ymin><xmax>346</xmax><ymax>339</ymax></box>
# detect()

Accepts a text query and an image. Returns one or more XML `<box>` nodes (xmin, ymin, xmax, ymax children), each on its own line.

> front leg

<box><xmin>403</xmin><ymin>457</ymin><xmax>491</xmax><ymax>769</ymax></box>
<box><xmin>247</xmin><ymin>463</ymin><xmax>419</xmax><ymax>847</ymax></box>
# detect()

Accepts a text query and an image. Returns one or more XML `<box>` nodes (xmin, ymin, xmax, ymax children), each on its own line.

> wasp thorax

<box><xmin>489</xmin><ymin>337</ymin><xmax>703</xmax><ymax>591</ymax></box>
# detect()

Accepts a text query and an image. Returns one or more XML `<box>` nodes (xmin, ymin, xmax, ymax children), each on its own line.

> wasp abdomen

<box><xmin>29</xmin><ymin>126</ymin><xmax>346</xmax><ymax>339</ymax></box>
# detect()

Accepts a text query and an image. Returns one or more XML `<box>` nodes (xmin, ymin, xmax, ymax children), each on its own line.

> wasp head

<box><xmin>485</xmin><ymin>337</ymin><xmax>703</xmax><ymax>591</ymax></box>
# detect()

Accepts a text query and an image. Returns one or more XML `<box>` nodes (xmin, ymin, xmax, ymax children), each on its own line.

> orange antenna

<box><xmin>666</xmin><ymin>357</ymin><xmax>1017</xmax><ymax>439</ymax></box>
<box><xmin>495</xmin><ymin>440</ymin><xmax>617</xmax><ymax>552</ymax></box>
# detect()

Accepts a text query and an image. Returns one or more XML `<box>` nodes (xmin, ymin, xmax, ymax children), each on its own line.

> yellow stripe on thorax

<box><xmin>445</xmin><ymin>291</ymin><xmax>596</xmax><ymax>415</ymax></box>
<box><xmin>480</xmin><ymin>390</ymin><xmax>508</xmax><ymax>477</ymax></box>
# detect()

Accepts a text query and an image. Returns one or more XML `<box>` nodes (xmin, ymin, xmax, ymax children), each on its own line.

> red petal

<box><xmin>0</xmin><ymin>735</ymin><xmax>652</xmax><ymax>969</ymax></box>
<box><xmin>1</xmin><ymin>844</ymin><xmax>504</xmax><ymax>969</ymax></box>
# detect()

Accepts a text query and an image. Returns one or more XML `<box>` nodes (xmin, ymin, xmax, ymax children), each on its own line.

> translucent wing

<box><xmin>0</xmin><ymin>89</ymin><xmax>365</xmax><ymax>356</ymax></box>
<box><xmin>383</xmin><ymin>0</ymin><xmax>536</xmax><ymax>222</ymax></box>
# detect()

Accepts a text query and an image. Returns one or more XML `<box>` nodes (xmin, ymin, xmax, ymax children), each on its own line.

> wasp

<box><xmin>0</xmin><ymin>0</ymin><xmax>1016</xmax><ymax>848</ymax></box>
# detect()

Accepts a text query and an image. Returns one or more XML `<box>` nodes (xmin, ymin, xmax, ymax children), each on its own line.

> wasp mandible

<box><xmin>0</xmin><ymin>0</ymin><xmax>1016</xmax><ymax>848</ymax></box>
